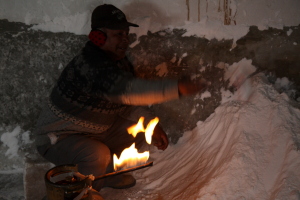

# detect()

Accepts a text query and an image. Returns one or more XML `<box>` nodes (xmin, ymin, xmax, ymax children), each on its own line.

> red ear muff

<box><xmin>88</xmin><ymin>30</ymin><xmax>107</xmax><ymax>47</ymax></box>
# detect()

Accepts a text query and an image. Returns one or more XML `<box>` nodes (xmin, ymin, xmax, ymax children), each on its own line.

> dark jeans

<box><xmin>37</xmin><ymin>117</ymin><xmax>147</xmax><ymax>190</ymax></box>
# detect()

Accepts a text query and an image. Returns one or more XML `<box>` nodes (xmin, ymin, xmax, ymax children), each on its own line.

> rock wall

<box><xmin>1</xmin><ymin>19</ymin><xmax>299</xmax><ymax>143</ymax></box>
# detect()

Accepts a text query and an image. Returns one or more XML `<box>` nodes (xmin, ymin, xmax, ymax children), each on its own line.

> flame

<box><xmin>145</xmin><ymin>117</ymin><xmax>159</xmax><ymax>144</ymax></box>
<box><xmin>113</xmin><ymin>117</ymin><xmax>159</xmax><ymax>171</ymax></box>
<box><xmin>127</xmin><ymin>117</ymin><xmax>159</xmax><ymax>144</ymax></box>
<box><xmin>127</xmin><ymin>117</ymin><xmax>145</xmax><ymax>137</ymax></box>
<box><xmin>113</xmin><ymin>143</ymin><xmax>149</xmax><ymax>171</ymax></box>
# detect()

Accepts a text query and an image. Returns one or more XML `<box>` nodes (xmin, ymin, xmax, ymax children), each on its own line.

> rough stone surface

<box><xmin>0</xmin><ymin>173</ymin><xmax>24</xmax><ymax>200</ymax></box>
<box><xmin>0</xmin><ymin>19</ymin><xmax>86</xmax><ymax>131</ymax></box>
<box><xmin>23</xmin><ymin>156</ymin><xmax>54</xmax><ymax>200</ymax></box>
<box><xmin>1</xmin><ymin>19</ymin><xmax>299</xmax><ymax>143</ymax></box>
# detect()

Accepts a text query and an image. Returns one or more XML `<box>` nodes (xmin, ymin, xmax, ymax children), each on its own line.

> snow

<box><xmin>181</xmin><ymin>18</ymin><xmax>249</xmax><ymax>46</ymax></box>
<box><xmin>224</xmin><ymin>58</ymin><xmax>257</xmax><ymax>89</ymax></box>
<box><xmin>101</xmin><ymin>60</ymin><xmax>300</xmax><ymax>200</ymax></box>
<box><xmin>1</xmin><ymin>126</ymin><xmax>22</xmax><ymax>159</ymax></box>
<box><xmin>2</xmin><ymin>0</ymin><xmax>300</xmax><ymax>43</ymax></box>
<box><xmin>199</xmin><ymin>91</ymin><xmax>212</xmax><ymax>100</ymax></box>
<box><xmin>1</xmin><ymin>126</ymin><xmax>34</xmax><ymax>159</ymax></box>
<box><xmin>1</xmin><ymin>0</ymin><xmax>300</xmax><ymax>199</ymax></box>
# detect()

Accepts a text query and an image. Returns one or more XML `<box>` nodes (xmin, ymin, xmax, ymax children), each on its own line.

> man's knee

<box><xmin>78</xmin><ymin>141</ymin><xmax>111</xmax><ymax>166</ymax></box>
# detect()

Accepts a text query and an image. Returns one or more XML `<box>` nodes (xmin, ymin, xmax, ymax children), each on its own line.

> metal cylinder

<box><xmin>44</xmin><ymin>164</ymin><xmax>90</xmax><ymax>200</ymax></box>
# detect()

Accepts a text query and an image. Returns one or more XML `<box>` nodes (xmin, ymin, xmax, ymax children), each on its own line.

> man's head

<box><xmin>90</xmin><ymin>4</ymin><xmax>138</xmax><ymax>60</ymax></box>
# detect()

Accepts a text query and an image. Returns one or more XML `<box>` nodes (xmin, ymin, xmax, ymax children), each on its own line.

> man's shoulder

<box><xmin>80</xmin><ymin>42</ymin><xmax>115</xmax><ymax>67</ymax></box>
<box><xmin>83</xmin><ymin>41</ymin><xmax>108</xmax><ymax>60</ymax></box>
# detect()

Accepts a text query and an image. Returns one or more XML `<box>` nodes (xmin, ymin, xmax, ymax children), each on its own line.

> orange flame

<box><xmin>127</xmin><ymin>117</ymin><xmax>159</xmax><ymax>144</ymax></box>
<box><xmin>127</xmin><ymin>117</ymin><xmax>145</xmax><ymax>138</ymax></box>
<box><xmin>113</xmin><ymin>117</ymin><xmax>159</xmax><ymax>171</ymax></box>
<box><xmin>145</xmin><ymin>117</ymin><xmax>159</xmax><ymax>144</ymax></box>
<box><xmin>113</xmin><ymin>143</ymin><xmax>149</xmax><ymax>171</ymax></box>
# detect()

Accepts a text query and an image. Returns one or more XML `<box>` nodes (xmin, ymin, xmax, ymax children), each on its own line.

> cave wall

<box><xmin>1</xmin><ymin>19</ymin><xmax>299</xmax><ymax>143</ymax></box>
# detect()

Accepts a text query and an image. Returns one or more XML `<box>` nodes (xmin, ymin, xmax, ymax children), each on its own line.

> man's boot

<box><xmin>103</xmin><ymin>174</ymin><xmax>136</xmax><ymax>189</ymax></box>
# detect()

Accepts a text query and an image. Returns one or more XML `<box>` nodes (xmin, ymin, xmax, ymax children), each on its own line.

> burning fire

<box><xmin>113</xmin><ymin>117</ymin><xmax>159</xmax><ymax>171</ymax></box>
<box><xmin>113</xmin><ymin>143</ymin><xmax>149</xmax><ymax>171</ymax></box>
<box><xmin>127</xmin><ymin>117</ymin><xmax>159</xmax><ymax>144</ymax></box>
<box><xmin>127</xmin><ymin>117</ymin><xmax>145</xmax><ymax>138</ymax></box>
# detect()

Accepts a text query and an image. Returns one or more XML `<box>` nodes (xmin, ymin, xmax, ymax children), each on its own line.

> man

<box><xmin>34</xmin><ymin>4</ymin><xmax>207</xmax><ymax>199</ymax></box>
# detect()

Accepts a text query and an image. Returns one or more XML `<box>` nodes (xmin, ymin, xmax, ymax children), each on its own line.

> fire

<box><xmin>113</xmin><ymin>143</ymin><xmax>149</xmax><ymax>171</ymax></box>
<box><xmin>144</xmin><ymin>117</ymin><xmax>159</xmax><ymax>144</ymax></box>
<box><xmin>127</xmin><ymin>117</ymin><xmax>159</xmax><ymax>144</ymax></box>
<box><xmin>113</xmin><ymin>117</ymin><xmax>159</xmax><ymax>171</ymax></box>
<box><xmin>127</xmin><ymin>117</ymin><xmax>145</xmax><ymax>138</ymax></box>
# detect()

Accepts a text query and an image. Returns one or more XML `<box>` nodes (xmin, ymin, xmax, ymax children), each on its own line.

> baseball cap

<box><xmin>91</xmin><ymin>4</ymin><xmax>139</xmax><ymax>30</ymax></box>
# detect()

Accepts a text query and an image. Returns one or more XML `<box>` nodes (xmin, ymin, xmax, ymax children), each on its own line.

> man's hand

<box><xmin>178</xmin><ymin>77</ymin><xmax>208</xmax><ymax>96</ymax></box>
<box><xmin>151</xmin><ymin>125</ymin><xmax>169</xmax><ymax>150</ymax></box>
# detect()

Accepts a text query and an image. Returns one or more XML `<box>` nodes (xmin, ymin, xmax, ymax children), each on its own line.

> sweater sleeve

<box><xmin>91</xmin><ymin>60</ymin><xmax>179</xmax><ymax>106</ymax></box>
<box><xmin>106</xmin><ymin>76</ymin><xmax>179</xmax><ymax>105</ymax></box>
